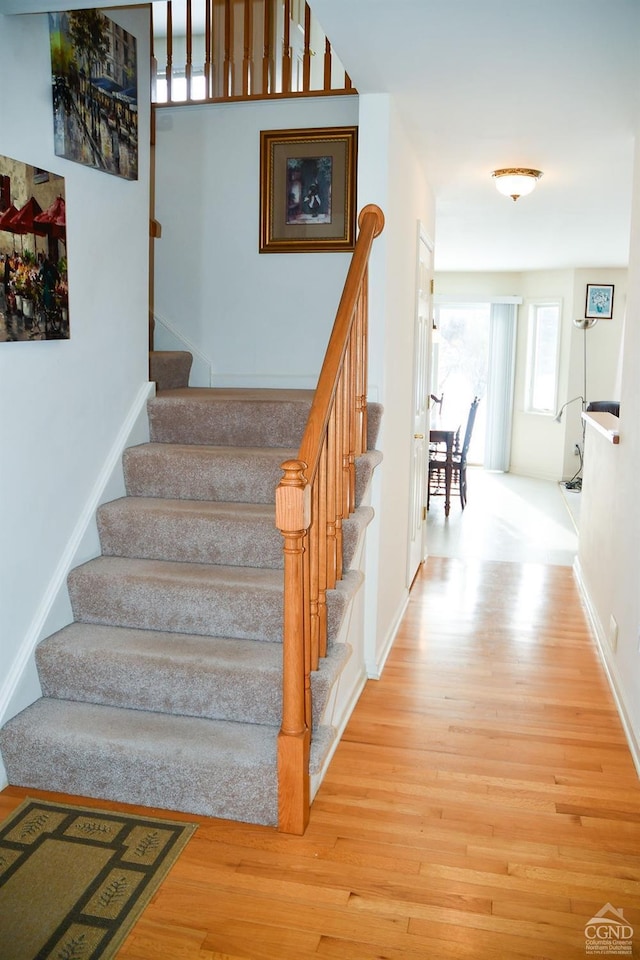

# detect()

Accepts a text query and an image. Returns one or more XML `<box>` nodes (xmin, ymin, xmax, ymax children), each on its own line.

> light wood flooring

<box><xmin>2</xmin><ymin>477</ymin><xmax>640</xmax><ymax>959</ymax></box>
<box><xmin>427</xmin><ymin>467</ymin><xmax>579</xmax><ymax>565</ymax></box>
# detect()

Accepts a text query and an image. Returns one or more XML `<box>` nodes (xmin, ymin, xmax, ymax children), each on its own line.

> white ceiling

<box><xmin>309</xmin><ymin>0</ymin><xmax>640</xmax><ymax>272</ymax></box>
<box><xmin>3</xmin><ymin>0</ymin><xmax>638</xmax><ymax>272</ymax></box>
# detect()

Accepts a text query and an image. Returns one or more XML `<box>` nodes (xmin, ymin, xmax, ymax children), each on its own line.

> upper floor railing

<box><xmin>151</xmin><ymin>0</ymin><xmax>355</xmax><ymax>105</ymax></box>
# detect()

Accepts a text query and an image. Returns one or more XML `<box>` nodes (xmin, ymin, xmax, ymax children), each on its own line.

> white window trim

<box><xmin>524</xmin><ymin>298</ymin><xmax>562</xmax><ymax>416</ymax></box>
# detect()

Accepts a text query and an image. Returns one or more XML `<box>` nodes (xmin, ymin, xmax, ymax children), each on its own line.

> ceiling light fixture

<box><xmin>492</xmin><ymin>168</ymin><xmax>543</xmax><ymax>202</ymax></box>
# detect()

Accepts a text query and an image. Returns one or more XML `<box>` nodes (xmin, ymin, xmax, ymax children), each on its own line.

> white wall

<box><xmin>154</xmin><ymin>96</ymin><xmax>359</xmax><ymax>388</ymax></box>
<box><xmin>434</xmin><ymin>268</ymin><xmax>626</xmax><ymax>480</ymax></box>
<box><xmin>357</xmin><ymin>94</ymin><xmax>435</xmax><ymax>672</ymax></box>
<box><xmin>0</xmin><ymin>9</ymin><xmax>151</xmax><ymax>770</ymax></box>
<box><xmin>576</xmin><ymin>135</ymin><xmax>640</xmax><ymax>774</ymax></box>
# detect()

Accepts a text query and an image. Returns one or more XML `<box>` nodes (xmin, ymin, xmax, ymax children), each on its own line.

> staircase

<box><xmin>0</xmin><ymin>353</ymin><xmax>382</xmax><ymax>827</ymax></box>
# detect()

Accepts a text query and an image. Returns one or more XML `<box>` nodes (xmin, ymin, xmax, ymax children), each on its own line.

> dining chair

<box><xmin>428</xmin><ymin>396</ymin><xmax>480</xmax><ymax>511</ymax></box>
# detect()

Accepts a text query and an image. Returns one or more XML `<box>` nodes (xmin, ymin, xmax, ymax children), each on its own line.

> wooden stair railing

<box><xmin>152</xmin><ymin>0</ymin><xmax>355</xmax><ymax>105</ymax></box>
<box><xmin>276</xmin><ymin>204</ymin><xmax>385</xmax><ymax>834</ymax></box>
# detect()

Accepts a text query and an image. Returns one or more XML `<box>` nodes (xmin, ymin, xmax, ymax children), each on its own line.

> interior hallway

<box><xmin>2</xmin><ymin>469</ymin><xmax>640</xmax><ymax>959</ymax></box>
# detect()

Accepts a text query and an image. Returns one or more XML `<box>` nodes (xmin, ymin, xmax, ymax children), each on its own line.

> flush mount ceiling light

<box><xmin>492</xmin><ymin>168</ymin><xmax>543</xmax><ymax>202</ymax></box>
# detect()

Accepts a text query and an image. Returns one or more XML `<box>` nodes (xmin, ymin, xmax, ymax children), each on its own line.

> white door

<box><xmin>407</xmin><ymin>225</ymin><xmax>433</xmax><ymax>585</ymax></box>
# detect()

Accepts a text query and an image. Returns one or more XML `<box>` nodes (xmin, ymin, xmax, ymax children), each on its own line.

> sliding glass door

<box><xmin>432</xmin><ymin>300</ymin><xmax>518</xmax><ymax>471</ymax></box>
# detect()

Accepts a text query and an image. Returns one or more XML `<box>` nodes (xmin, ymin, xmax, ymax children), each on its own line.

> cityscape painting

<box><xmin>49</xmin><ymin>10</ymin><xmax>138</xmax><ymax>180</ymax></box>
<box><xmin>0</xmin><ymin>155</ymin><xmax>69</xmax><ymax>343</ymax></box>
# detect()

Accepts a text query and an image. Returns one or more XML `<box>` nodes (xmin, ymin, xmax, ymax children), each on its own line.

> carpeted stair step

<box><xmin>36</xmin><ymin>623</ymin><xmax>283</xmax><ymax>724</ymax></box>
<box><xmin>355</xmin><ymin>449</ymin><xmax>384</xmax><ymax>505</ymax></box>
<box><xmin>366</xmin><ymin>402</ymin><xmax>383</xmax><ymax>449</ymax></box>
<box><xmin>123</xmin><ymin>443</ymin><xmax>293</xmax><ymax>503</ymax></box>
<box><xmin>68</xmin><ymin>557</ymin><xmax>284</xmax><ymax>642</ymax></box>
<box><xmin>149</xmin><ymin>350</ymin><xmax>193</xmax><ymax>391</ymax></box>
<box><xmin>148</xmin><ymin>387</ymin><xmax>315</xmax><ymax>447</ymax></box>
<box><xmin>148</xmin><ymin>388</ymin><xmax>384</xmax><ymax>452</ymax></box>
<box><xmin>67</xmin><ymin>556</ymin><xmax>361</xmax><ymax>644</ymax></box>
<box><xmin>97</xmin><ymin>498</ymin><xmax>283</xmax><ymax>568</ymax></box>
<box><xmin>0</xmin><ymin>698</ymin><xmax>280</xmax><ymax>825</ymax></box>
<box><xmin>97</xmin><ymin>498</ymin><xmax>374</xmax><ymax>570</ymax></box>
<box><xmin>35</xmin><ymin>622</ymin><xmax>350</xmax><ymax>727</ymax></box>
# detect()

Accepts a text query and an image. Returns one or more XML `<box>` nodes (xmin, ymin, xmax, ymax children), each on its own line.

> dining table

<box><xmin>429</xmin><ymin>426</ymin><xmax>457</xmax><ymax>517</ymax></box>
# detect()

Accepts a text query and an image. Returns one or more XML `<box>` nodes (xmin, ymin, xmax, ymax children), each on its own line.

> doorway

<box><xmin>432</xmin><ymin>299</ymin><xmax>518</xmax><ymax>471</ymax></box>
<box><xmin>432</xmin><ymin>302</ymin><xmax>489</xmax><ymax>464</ymax></box>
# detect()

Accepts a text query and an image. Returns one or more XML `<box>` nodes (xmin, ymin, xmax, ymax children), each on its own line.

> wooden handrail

<box><xmin>275</xmin><ymin>204</ymin><xmax>385</xmax><ymax>834</ymax></box>
<box><xmin>151</xmin><ymin>0</ymin><xmax>356</xmax><ymax>105</ymax></box>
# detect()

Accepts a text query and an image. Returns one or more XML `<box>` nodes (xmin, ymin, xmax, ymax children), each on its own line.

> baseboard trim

<box><xmin>152</xmin><ymin>311</ymin><xmax>213</xmax><ymax>386</ymax></box>
<box><xmin>573</xmin><ymin>557</ymin><xmax>640</xmax><ymax>779</ymax></box>
<box><xmin>0</xmin><ymin>382</ymin><xmax>155</xmax><ymax>732</ymax></box>
<box><xmin>366</xmin><ymin>588</ymin><xmax>409</xmax><ymax>679</ymax></box>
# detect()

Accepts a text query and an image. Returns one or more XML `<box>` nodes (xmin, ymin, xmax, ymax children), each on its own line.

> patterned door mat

<box><xmin>0</xmin><ymin>798</ymin><xmax>197</xmax><ymax>960</ymax></box>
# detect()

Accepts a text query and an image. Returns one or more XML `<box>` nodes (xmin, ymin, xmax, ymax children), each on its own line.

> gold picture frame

<box><xmin>259</xmin><ymin>126</ymin><xmax>357</xmax><ymax>253</ymax></box>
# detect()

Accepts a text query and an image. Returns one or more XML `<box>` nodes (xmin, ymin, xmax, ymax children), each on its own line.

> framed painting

<box><xmin>585</xmin><ymin>283</ymin><xmax>614</xmax><ymax>320</ymax></box>
<box><xmin>49</xmin><ymin>10</ymin><xmax>138</xmax><ymax>181</ymax></box>
<box><xmin>0</xmin><ymin>154</ymin><xmax>69</xmax><ymax>344</ymax></box>
<box><xmin>259</xmin><ymin>126</ymin><xmax>357</xmax><ymax>253</ymax></box>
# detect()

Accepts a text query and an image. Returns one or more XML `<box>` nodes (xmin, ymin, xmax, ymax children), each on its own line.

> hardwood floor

<box><xmin>426</xmin><ymin>467</ymin><xmax>579</xmax><ymax>565</ymax></box>
<box><xmin>3</xmin><ymin>556</ymin><xmax>640</xmax><ymax>959</ymax></box>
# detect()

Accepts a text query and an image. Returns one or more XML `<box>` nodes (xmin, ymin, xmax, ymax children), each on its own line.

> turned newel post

<box><xmin>276</xmin><ymin>458</ymin><xmax>312</xmax><ymax>834</ymax></box>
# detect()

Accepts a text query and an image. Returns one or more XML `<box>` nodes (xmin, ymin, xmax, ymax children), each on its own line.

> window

<box><xmin>155</xmin><ymin>72</ymin><xmax>207</xmax><ymax>103</ymax></box>
<box><xmin>525</xmin><ymin>301</ymin><xmax>561</xmax><ymax>414</ymax></box>
<box><xmin>432</xmin><ymin>302</ymin><xmax>489</xmax><ymax>464</ymax></box>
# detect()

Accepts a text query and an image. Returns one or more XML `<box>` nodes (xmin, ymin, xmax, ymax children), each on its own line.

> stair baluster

<box><xmin>276</xmin><ymin>204</ymin><xmax>385</xmax><ymax>834</ymax></box>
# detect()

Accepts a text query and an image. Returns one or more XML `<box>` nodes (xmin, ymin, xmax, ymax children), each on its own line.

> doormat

<box><xmin>0</xmin><ymin>797</ymin><xmax>197</xmax><ymax>960</ymax></box>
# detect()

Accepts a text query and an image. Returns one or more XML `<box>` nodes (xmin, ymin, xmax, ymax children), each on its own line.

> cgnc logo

<box><xmin>585</xmin><ymin>904</ymin><xmax>633</xmax><ymax>955</ymax></box>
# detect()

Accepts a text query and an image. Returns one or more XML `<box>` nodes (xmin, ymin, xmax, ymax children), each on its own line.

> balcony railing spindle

<box><xmin>185</xmin><ymin>0</ymin><xmax>193</xmax><ymax>101</ymax></box>
<box><xmin>323</xmin><ymin>36</ymin><xmax>331</xmax><ymax>90</ymax></box>
<box><xmin>302</xmin><ymin>2</ymin><xmax>312</xmax><ymax>92</ymax></box>
<box><xmin>223</xmin><ymin>0</ymin><xmax>233</xmax><ymax>97</ymax></box>
<box><xmin>282</xmin><ymin>0</ymin><xmax>292</xmax><ymax>94</ymax></box>
<box><xmin>242</xmin><ymin>0</ymin><xmax>254</xmax><ymax>96</ymax></box>
<box><xmin>165</xmin><ymin>1</ymin><xmax>173</xmax><ymax>103</ymax></box>
<box><xmin>204</xmin><ymin>0</ymin><xmax>213</xmax><ymax>98</ymax></box>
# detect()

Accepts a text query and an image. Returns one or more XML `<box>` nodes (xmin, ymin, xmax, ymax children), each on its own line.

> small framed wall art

<box><xmin>585</xmin><ymin>283</ymin><xmax>614</xmax><ymax>320</ymax></box>
<box><xmin>259</xmin><ymin>126</ymin><xmax>357</xmax><ymax>253</ymax></box>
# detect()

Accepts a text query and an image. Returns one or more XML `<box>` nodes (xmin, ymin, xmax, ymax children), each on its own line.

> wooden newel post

<box><xmin>276</xmin><ymin>459</ymin><xmax>312</xmax><ymax>834</ymax></box>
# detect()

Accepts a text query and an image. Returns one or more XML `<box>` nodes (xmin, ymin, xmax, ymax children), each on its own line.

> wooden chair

<box><xmin>428</xmin><ymin>397</ymin><xmax>480</xmax><ymax>511</ymax></box>
<box><xmin>429</xmin><ymin>393</ymin><xmax>446</xmax><ymax>456</ymax></box>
